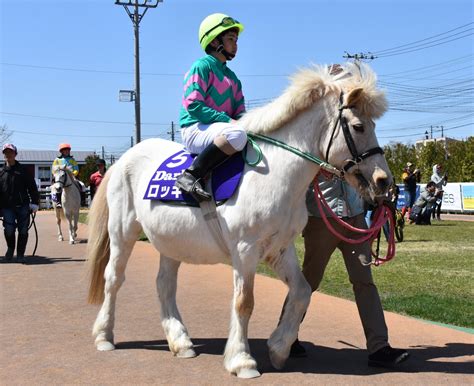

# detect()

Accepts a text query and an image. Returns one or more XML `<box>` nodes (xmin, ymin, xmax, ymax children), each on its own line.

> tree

<box><xmin>0</xmin><ymin>124</ymin><xmax>12</xmax><ymax>144</ymax></box>
<box><xmin>383</xmin><ymin>142</ymin><xmax>416</xmax><ymax>183</ymax></box>
<box><xmin>416</xmin><ymin>141</ymin><xmax>446</xmax><ymax>183</ymax></box>
<box><xmin>383</xmin><ymin>137</ymin><xmax>473</xmax><ymax>184</ymax></box>
<box><xmin>445</xmin><ymin>137</ymin><xmax>474</xmax><ymax>182</ymax></box>
<box><xmin>79</xmin><ymin>154</ymin><xmax>100</xmax><ymax>186</ymax></box>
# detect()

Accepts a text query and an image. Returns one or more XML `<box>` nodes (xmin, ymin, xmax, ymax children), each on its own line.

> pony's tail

<box><xmin>86</xmin><ymin>168</ymin><xmax>112</xmax><ymax>304</ymax></box>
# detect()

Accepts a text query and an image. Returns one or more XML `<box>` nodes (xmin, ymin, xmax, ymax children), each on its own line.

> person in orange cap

<box><xmin>51</xmin><ymin>143</ymin><xmax>79</xmax><ymax>208</ymax></box>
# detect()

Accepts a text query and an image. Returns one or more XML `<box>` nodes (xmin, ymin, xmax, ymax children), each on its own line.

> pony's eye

<box><xmin>353</xmin><ymin>124</ymin><xmax>364</xmax><ymax>133</ymax></box>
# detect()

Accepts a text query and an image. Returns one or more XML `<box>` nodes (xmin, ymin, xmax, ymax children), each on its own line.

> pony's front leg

<box><xmin>266</xmin><ymin>243</ymin><xmax>311</xmax><ymax>369</ymax></box>
<box><xmin>157</xmin><ymin>256</ymin><xmax>196</xmax><ymax>358</ymax></box>
<box><xmin>224</xmin><ymin>252</ymin><xmax>260</xmax><ymax>379</ymax></box>
<box><xmin>56</xmin><ymin>208</ymin><xmax>63</xmax><ymax>241</ymax></box>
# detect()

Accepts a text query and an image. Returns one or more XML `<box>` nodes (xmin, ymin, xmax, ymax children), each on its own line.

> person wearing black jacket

<box><xmin>0</xmin><ymin>144</ymin><xmax>39</xmax><ymax>262</ymax></box>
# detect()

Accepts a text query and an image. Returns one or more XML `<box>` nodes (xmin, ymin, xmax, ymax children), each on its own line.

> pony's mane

<box><xmin>240</xmin><ymin>62</ymin><xmax>387</xmax><ymax>134</ymax></box>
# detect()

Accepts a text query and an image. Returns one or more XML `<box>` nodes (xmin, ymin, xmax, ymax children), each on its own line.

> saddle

<box><xmin>144</xmin><ymin>149</ymin><xmax>245</xmax><ymax>206</ymax></box>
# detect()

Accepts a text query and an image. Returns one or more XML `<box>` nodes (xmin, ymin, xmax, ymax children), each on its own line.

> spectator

<box><xmin>89</xmin><ymin>159</ymin><xmax>106</xmax><ymax>201</ymax></box>
<box><xmin>430</xmin><ymin>164</ymin><xmax>447</xmax><ymax>221</ymax></box>
<box><xmin>409</xmin><ymin>181</ymin><xmax>438</xmax><ymax>225</ymax></box>
<box><xmin>282</xmin><ymin>176</ymin><xmax>409</xmax><ymax>368</ymax></box>
<box><xmin>401</xmin><ymin>162</ymin><xmax>420</xmax><ymax>219</ymax></box>
<box><xmin>382</xmin><ymin>182</ymin><xmax>400</xmax><ymax>241</ymax></box>
<box><xmin>0</xmin><ymin>144</ymin><xmax>39</xmax><ymax>262</ymax></box>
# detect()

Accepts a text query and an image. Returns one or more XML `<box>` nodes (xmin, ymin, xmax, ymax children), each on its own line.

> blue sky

<box><xmin>1</xmin><ymin>0</ymin><xmax>473</xmax><ymax>160</ymax></box>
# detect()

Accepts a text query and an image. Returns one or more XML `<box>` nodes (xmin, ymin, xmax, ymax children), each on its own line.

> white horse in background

<box><xmin>87</xmin><ymin>63</ymin><xmax>392</xmax><ymax>378</ymax></box>
<box><xmin>53</xmin><ymin>166</ymin><xmax>81</xmax><ymax>244</ymax></box>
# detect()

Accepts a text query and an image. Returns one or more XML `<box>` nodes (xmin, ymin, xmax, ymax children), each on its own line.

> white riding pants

<box><xmin>180</xmin><ymin>122</ymin><xmax>247</xmax><ymax>154</ymax></box>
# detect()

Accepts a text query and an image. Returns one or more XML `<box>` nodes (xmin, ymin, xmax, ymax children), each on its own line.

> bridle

<box><xmin>54</xmin><ymin>169</ymin><xmax>73</xmax><ymax>190</ymax></box>
<box><xmin>325</xmin><ymin>92</ymin><xmax>385</xmax><ymax>172</ymax></box>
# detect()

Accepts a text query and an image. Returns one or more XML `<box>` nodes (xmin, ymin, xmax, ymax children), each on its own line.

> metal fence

<box><xmin>38</xmin><ymin>187</ymin><xmax>91</xmax><ymax>209</ymax></box>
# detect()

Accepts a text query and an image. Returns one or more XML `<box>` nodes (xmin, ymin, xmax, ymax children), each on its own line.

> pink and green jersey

<box><xmin>179</xmin><ymin>55</ymin><xmax>245</xmax><ymax>128</ymax></box>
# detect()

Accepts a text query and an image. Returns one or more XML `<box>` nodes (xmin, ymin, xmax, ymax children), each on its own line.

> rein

<box><xmin>312</xmin><ymin>176</ymin><xmax>395</xmax><ymax>266</ymax></box>
<box><xmin>246</xmin><ymin>133</ymin><xmax>344</xmax><ymax>177</ymax></box>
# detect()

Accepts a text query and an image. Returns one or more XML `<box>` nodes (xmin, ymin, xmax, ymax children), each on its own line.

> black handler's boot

<box><xmin>175</xmin><ymin>143</ymin><xmax>229</xmax><ymax>202</ymax></box>
<box><xmin>16</xmin><ymin>233</ymin><xmax>28</xmax><ymax>263</ymax></box>
<box><xmin>4</xmin><ymin>231</ymin><xmax>16</xmax><ymax>261</ymax></box>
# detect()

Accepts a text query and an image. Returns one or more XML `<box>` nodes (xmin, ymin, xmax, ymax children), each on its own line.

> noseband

<box><xmin>325</xmin><ymin>92</ymin><xmax>384</xmax><ymax>172</ymax></box>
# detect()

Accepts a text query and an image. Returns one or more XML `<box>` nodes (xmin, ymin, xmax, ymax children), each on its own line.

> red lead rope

<box><xmin>313</xmin><ymin>176</ymin><xmax>396</xmax><ymax>266</ymax></box>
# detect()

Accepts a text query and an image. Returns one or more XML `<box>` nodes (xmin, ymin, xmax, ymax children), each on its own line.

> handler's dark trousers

<box><xmin>301</xmin><ymin>214</ymin><xmax>389</xmax><ymax>354</ymax></box>
<box><xmin>2</xmin><ymin>205</ymin><xmax>30</xmax><ymax>257</ymax></box>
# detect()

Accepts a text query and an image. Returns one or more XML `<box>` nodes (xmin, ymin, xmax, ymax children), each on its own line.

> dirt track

<box><xmin>1</xmin><ymin>211</ymin><xmax>473</xmax><ymax>384</ymax></box>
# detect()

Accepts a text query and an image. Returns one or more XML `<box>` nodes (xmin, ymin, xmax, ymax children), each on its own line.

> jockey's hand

<box><xmin>29</xmin><ymin>204</ymin><xmax>39</xmax><ymax>213</ymax></box>
<box><xmin>230</xmin><ymin>119</ymin><xmax>240</xmax><ymax>125</ymax></box>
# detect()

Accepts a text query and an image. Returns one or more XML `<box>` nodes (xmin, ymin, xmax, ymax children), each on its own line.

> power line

<box><xmin>372</xmin><ymin>22</ymin><xmax>473</xmax><ymax>55</ymax></box>
<box><xmin>1</xmin><ymin>62</ymin><xmax>289</xmax><ymax>78</ymax></box>
<box><xmin>378</xmin><ymin>123</ymin><xmax>472</xmax><ymax>139</ymax></box>
<box><xmin>0</xmin><ymin>111</ymin><xmax>171</xmax><ymax>126</ymax></box>
<box><xmin>376</xmin><ymin>32</ymin><xmax>473</xmax><ymax>58</ymax></box>
<box><xmin>9</xmin><ymin>129</ymin><xmax>131</xmax><ymax>138</ymax></box>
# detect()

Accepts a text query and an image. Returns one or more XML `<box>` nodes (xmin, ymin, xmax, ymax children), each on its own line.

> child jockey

<box><xmin>175</xmin><ymin>13</ymin><xmax>247</xmax><ymax>202</ymax></box>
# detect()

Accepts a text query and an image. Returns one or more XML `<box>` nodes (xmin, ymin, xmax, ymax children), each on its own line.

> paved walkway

<box><xmin>1</xmin><ymin>211</ymin><xmax>473</xmax><ymax>384</ymax></box>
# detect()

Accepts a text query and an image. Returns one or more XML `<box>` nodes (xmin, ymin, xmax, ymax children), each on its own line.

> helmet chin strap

<box><xmin>215</xmin><ymin>38</ymin><xmax>235</xmax><ymax>60</ymax></box>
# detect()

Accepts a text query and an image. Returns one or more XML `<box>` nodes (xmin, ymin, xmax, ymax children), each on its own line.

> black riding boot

<box><xmin>4</xmin><ymin>232</ymin><xmax>16</xmax><ymax>261</ymax></box>
<box><xmin>175</xmin><ymin>143</ymin><xmax>230</xmax><ymax>202</ymax></box>
<box><xmin>16</xmin><ymin>233</ymin><xmax>28</xmax><ymax>262</ymax></box>
<box><xmin>56</xmin><ymin>191</ymin><xmax>62</xmax><ymax>208</ymax></box>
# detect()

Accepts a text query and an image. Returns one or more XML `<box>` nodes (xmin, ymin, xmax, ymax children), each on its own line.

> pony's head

<box><xmin>319</xmin><ymin>63</ymin><xmax>391</xmax><ymax>201</ymax></box>
<box><xmin>242</xmin><ymin>62</ymin><xmax>392</xmax><ymax>202</ymax></box>
<box><xmin>53</xmin><ymin>165</ymin><xmax>74</xmax><ymax>193</ymax></box>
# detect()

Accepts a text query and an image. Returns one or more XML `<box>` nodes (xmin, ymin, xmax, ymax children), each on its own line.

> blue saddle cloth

<box><xmin>144</xmin><ymin>149</ymin><xmax>245</xmax><ymax>206</ymax></box>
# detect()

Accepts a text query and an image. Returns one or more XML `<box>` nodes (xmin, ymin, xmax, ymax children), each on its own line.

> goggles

<box><xmin>200</xmin><ymin>17</ymin><xmax>240</xmax><ymax>43</ymax></box>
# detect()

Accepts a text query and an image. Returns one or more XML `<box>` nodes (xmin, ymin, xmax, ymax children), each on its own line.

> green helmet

<box><xmin>198</xmin><ymin>13</ymin><xmax>244</xmax><ymax>51</ymax></box>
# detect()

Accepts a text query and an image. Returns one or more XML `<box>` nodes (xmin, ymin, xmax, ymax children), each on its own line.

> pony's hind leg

<box><xmin>92</xmin><ymin>223</ymin><xmax>141</xmax><ymax>351</ymax></box>
<box><xmin>266</xmin><ymin>243</ymin><xmax>311</xmax><ymax>369</ymax></box>
<box><xmin>224</xmin><ymin>252</ymin><xmax>260</xmax><ymax>379</ymax></box>
<box><xmin>157</xmin><ymin>256</ymin><xmax>196</xmax><ymax>358</ymax></box>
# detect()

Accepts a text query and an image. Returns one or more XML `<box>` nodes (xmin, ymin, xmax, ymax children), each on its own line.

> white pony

<box><xmin>87</xmin><ymin>63</ymin><xmax>391</xmax><ymax>378</ymax></box>
<box><xmin>52</xmin><ymin>165</ymin><xmax>81</xmax><ymax>244</ymax></box>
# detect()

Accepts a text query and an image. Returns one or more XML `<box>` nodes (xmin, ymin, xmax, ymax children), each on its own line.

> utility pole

<box><xmin>115</xmin><ymin>0</ymin><xmax>163</xmax><ymax>145</ymax></box>
<box><xmin>101</xmin><ymin>146</ymin><xmax>105</xmax><ymax>159</ymax></box>
<box><xmin>431</xmin><ymin>125</ymin><xmax>444</xmax><ymax>138</ymax></box>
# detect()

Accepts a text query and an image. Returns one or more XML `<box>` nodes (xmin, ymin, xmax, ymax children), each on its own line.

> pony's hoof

<box><xmin>176</xmin><ymin>348</ymin><xmax>196</xmax><ymax>358</ymax></box>
<box><xmin>69</xmin><ymin>240</ymin><xmax>75</xmax><ymax>245</ymax></box>
<box><xmin>58</xmin><ymin>237</ymin><xmax>63</xmax><ymax>242</ymax></box>
<box><xmin>96</xmin><ymin>341</ymin><xmax>115</xmax><ymax>351</ymax></box>
<box><xmin>269</xmin><ymin>349</ymin><xmax>287</xmax><ymax>370</ymax></box>
<box><xmin>236</xmin><ymin>368</ymin><xmax>261</xmax><ymax>379</ymax></box>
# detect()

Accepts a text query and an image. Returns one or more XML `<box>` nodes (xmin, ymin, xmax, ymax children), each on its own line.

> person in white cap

<box><xmin>0</xmin><ymin>143</ymin><xmax>39</xmax><ymax>262</ymax></box>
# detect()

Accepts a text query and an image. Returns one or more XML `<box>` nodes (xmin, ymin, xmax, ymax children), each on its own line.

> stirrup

<box><xmin>175</xmin><ymin>172</ymin><xmax>212</xmax><ymax>202</ymax></box>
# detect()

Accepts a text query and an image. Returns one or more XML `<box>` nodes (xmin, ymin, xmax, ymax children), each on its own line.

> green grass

<box><xmin>80</xmin><ymin>210</ymin><xmax>473</xmax><ymax>328</ymax></box>
<box><xmin>258</xmin><ymin>220</ymin><xmax>474</xmax><ymax>329</ymax></box>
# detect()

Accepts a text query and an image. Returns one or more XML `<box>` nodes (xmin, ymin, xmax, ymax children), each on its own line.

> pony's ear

<box><xmin>346</xmin><ymin>87</ymin><xmax>364</xmax><ymax>108</ymax></box>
